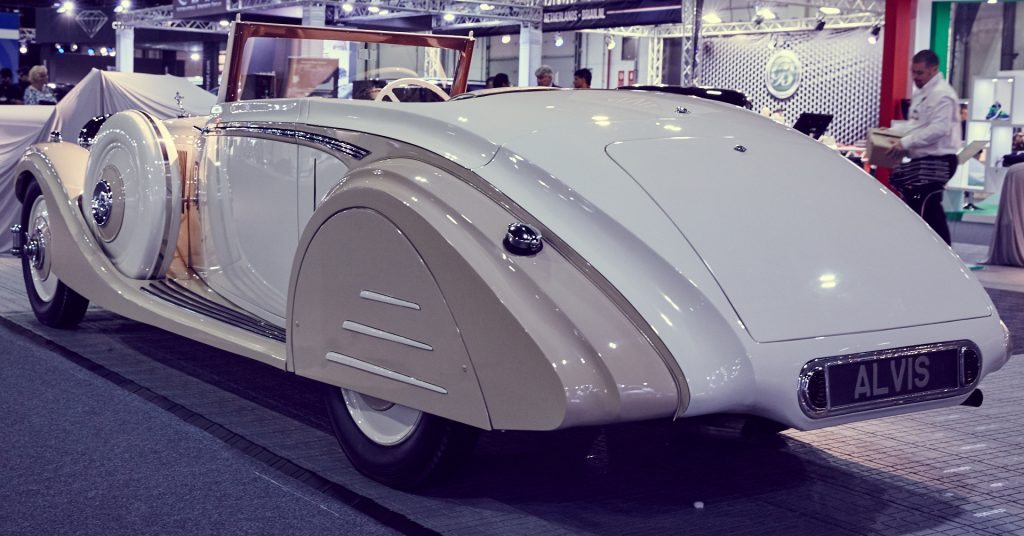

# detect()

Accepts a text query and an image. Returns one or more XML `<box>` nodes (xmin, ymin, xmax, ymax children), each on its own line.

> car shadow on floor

<box><xmin>19</xmin><ymin>310</ymin><xmax>975</xmax><ymax>535</ymax></box>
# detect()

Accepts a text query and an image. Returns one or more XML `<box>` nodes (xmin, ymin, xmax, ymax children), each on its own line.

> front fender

<box><xmin>15</xmin><ymin>142</ymin><xmax>89</xmax><ymax>204</ymax></box>
<box><xmin>287</xmin><ymin>158</ymin><xmax>683</xmax><ymax>431</ymax></box>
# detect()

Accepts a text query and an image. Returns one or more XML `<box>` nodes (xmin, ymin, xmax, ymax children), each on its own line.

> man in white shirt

<box><xmin>886</xmin><ymin>49</ymin><xmax>961</xmax><ymax>245</ymax></box>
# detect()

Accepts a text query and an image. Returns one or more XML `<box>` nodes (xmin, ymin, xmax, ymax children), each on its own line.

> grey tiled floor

<box><xmin>2</xmin><ymin>254</ymin><xmax>1024</xmax><ymax>535</ymax></box>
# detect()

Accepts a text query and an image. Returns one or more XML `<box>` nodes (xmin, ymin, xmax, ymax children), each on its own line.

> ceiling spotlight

<box><xmin>814</xmin><ymin>17</ymin><xmax>826</xmax><ymax>31</ymax></box>
<box><xmin>87</xmin><ymin>48</ymin><xmax>95</xmax><ymax>55</ymax></box>
<box><xmin>479</xmin><ymin>3</ymin><xmax>494</xmax><ymax>10</ymax></box>
<box><xmin>501</xmin><ymin>34</ymin><xmax>511</xmax><ymax>44</ymax></box>
<box><xmin>702</xmin><ymin>12</ymin><xmax>722</xmax><ymax>24</ymax></box>
<box><xmin>114</xmin><ymin>5</ymin><xmax>124</xmax><ymax>12</ymax></box>
<box><xmin>70</xmin><ymin>43</ymin><xmax>78</xmax><ymax>51</ymax></box>
<box><xmin>753</xmin><ymin>15</ymin><xmax>764</xmax><ymax>25</ymax></box>
<box><xmin>606</xmin><ymin>36</ymin><xmax>616</xmax><ymax>50</ymax></box>
<box><xmin>56</xmin><ymin>0</ymin><xmax>73</xmax><ymax>13</ymax></box>
<box><xmin>443</xmin><ymin>12</ymin><xmax>456</xmax><ymax>22</ymax></box>
<box><xmin>341</xmin><ymin>2</ymin><xmax>353</xmax><ymax>12</ymax></box>
<box><xmin>54</xmin><ymin>43</ymin><xmax>61</xmax><ymax>49</ymax></box>
<box><xmin>100</xmin><ymin>46</ymin><xmax>108</xmax><ymax>54</ymax></box>
<box><xmin>987</xmin><ymin>0</ymin><xmax>997</xmax><ymax>4</ymax></box>
<box><xmin>110</xmin><ymin>49</ymin><xmax>116</xmax><ymax>56</ymax></box>
<box><xmin>219</xmin><ymin>19</ymin><xmax>230</xmax><ymax>26</ymax></box>
<box><xmin>19</xmin><ymin>44</ymin><xmax>27</xmax><ymax>54</ymax></box>
<box><xmin>190</xmin><ymin>52</ymin><xmax>200</xmax><ymax>61</ymax></box>
<box><xmin>114</xmin><ymin>0</ymin><xmax>129</xmax><ymax>11</ymax></box>
<box><xmin>755</xmin><ymin>7</ymin><xmax>776</xmax><ymax>20</ymax></box>
<box><xmin>819</xmin><ymin>6</ymin><xmax>841</xmax><ymax>15</ymax></box>
<box><xmin>554</xmin><ymin>33</ymin><xmax>563</xmax><ymax>47</ymax></box>
<box><xmin>867</xmin><ymin>23</ymin><xmax>881</xmax><ymax>44</ymax></box>
<box><xmin>367</xmin><ymin>5</ymin><xmax>380</xmax><ymax>13</ymax></box>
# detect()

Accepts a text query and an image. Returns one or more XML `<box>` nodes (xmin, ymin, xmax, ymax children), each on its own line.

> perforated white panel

<box><xmin>700</xmin><ymin>28</ymin><xmax>883</xmax><ymax>144</ymax></box>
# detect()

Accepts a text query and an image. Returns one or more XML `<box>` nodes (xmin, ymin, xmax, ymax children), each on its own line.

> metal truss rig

<box><xmin>115</xmin><ymin>0</ymin><xmax>541</xmax><ymax>33</ymax></box>
<box><xmin>114</xmin><ymin>5</ymin><xmax>227</xmax><ymax>33</ymax></box>
<box><xmin>585</xmin><ymin>12</ymin><xmax>882</xmax><ymax>39</ymax></box>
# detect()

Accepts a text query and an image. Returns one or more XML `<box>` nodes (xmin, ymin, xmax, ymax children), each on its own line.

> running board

<box><xmin>142</xmin><ymin>280</ymin><xmax>287</xmax><ymax>343</ymax></box>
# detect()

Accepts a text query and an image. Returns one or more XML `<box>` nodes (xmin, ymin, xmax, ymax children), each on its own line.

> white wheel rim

<box><xmin>28</xmin><ymin>195</ymin><xmax>57</xmax><ymax>303</ymax></box>
<box><xmin>341</xmin><ymin>388</ymin><xmax>422</xmax><ymax>446</ymax></box>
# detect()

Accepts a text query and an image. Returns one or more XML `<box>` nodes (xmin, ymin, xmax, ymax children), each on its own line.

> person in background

<box><xmin>535</xmin><ymin>65</ymin><xmax>557</xmax><ymax>87</ymax></box>
<box><xmin>885</xmin><ymin>49</ymin><xmax>960</xmax><ymax>245</ymax></box>
<box><xmin>960</xmin><ymin>102</ymin><xmax>969</xmax><ymax>141</ymax></box>
<box><xmin>0</xmin><ymin>68</ymin><xmax>22</xmax><ymax>104</ymax></box>
<box><xmin>23</xmin><ymin>65</ymin><xmax>57</xmax><ymax>105</ymax></box>
<box><xmin>17</xmin><ymin>67</ymin><xmax>29</xmax><ymax>93</ymax></box>
<box><xmin>572</xmin><ymin>68</ymin><xmax>591</xmax><ymax>89</ymax></box>
<box><xmin>485</xmin><ymin>76</ymin><xmax>495</xmax><ymax>89</ymax></box>
<box><xmin>493</xmin><ymin>72</ymin><xmax>511</xmax><ymax>88</ymax></box>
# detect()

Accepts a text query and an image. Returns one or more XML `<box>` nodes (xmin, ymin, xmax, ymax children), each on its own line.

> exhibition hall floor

<box><xmin>2</xmin><ymin>250</ymin><xmax>1024</xmax><ymax>535</ymax></box>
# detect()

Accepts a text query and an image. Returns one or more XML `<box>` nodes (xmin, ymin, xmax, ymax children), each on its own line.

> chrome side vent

<box><xmin>805</xmin><ymin>367</ymin><xmax>827</xmax><ymax>411</ymax></box>
<box><xmin>962</xmin><ymin>346</ymin><xmax>980</xmax><ymax>385</ymax></box>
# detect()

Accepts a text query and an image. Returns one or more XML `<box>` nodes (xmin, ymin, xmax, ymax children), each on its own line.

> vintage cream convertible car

<box><xmin>11</xmin><ymin>21</ymin><xmax>1010</xmax><ymax>488</ymax></box>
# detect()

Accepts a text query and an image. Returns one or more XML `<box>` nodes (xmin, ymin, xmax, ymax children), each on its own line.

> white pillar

<box><xmin>914</xmin><ymin>0</ymin><xmax>933</xmax><ymax>57</ymax></box>
<box><xmin>302</xmin><ymin>4</ymin><xmax>326</xmax><ymax>57</ymax></box>
<box><xmin>115</xmin><ymin>26</ymin><xmax>134</xmax><ymax>73</ymax></box>
<box><xmin>302</xmin><ymin>3</ymin><xmax>326</xmax><ymax>26</ymax></box>
<box><xmin>519</xmin><ymin>23</ymin><xmax>541</xmax><ymax>87</ymax></box>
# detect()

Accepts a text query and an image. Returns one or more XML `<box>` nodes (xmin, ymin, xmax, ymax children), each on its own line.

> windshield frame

<box><xmin>219</xmin><ymin>21</ymin><xmax>475</xmax><ymax>104</ymax></box>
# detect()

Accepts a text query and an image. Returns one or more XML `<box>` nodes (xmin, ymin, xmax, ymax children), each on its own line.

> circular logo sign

<box><xmin>765</xmin><ymin>50</ymin><xmax>801</xmax><ymax>99</ymax></box>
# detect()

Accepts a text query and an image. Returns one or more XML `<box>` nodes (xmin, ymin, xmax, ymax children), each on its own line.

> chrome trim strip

<box><xmin>798</xmin><ymin>340</ymin><xmax>981</xmax><ymax>419</ymax></box>
<box><xmin>359</xmin><ymin>290</ymin><xmax>421</xmax><ymax>311</ymax></box>
<box><xmin>213</xmin><ymin>125</ymin><xmax>370</xmax><ymax>160</ymax></box>
<box><xmin>325</xmin><ymin>351</ymin><xmax>447</xmax><ymax>394</ymax></box>
<box><xmin>143</xmin><ymin>280</ymin><xmax>286</xmax><ymax>342</ymax></box>
<box><xmin>138</xmin><ymin>110</ymin><xmax>175</xmax><ymax>279</ymax></box>
<box><xmin>342</xmin><ymin>320</ymin><xmax>433</xmax><ymax>351</ymax></box>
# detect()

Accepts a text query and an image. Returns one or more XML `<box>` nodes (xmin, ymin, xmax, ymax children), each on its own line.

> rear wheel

<box><xmin>21</xmin><ymin>182</ymin><xmax>89</xmax><ymax>328</ymax></box>
<box><xmin>324</xmin><ymin>385</ymin><xmax>479</xmax><ymax>489</ymax></box>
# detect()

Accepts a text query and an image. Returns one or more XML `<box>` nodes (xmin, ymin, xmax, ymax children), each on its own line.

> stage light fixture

<box><xmin>702</xmin><ymin>12</ymin><xmax>722</xmax><ymax>24</ymax></box>
<box><xmin>554</xmin><ymin>33</ymin><xmax>563</xmax><ymax>47</ymax></box>
<box><xmin>443</xmin><ymin>13</ymin><xmax>456</xmax><ymax>22</ymax></box>
<box><xmin>814</xmin><ymin>17</ymin><xmax>826</xmax><ymax>31</ymax></box>
<box><xmin>70</xmin><ymin>43</ymin><xmax>78</xmax><ymax>51</ymax></box>
<box><xmin>819</xmin><ymin>6</ymin><xmax>841</xmax><ymax>15</ymax></box>
<box><xmin>341</xmin><ymin>2</ymin><xmax>354</xmax><ymax>13</ymax></box>
<box><xmin>755</xmin><ymin>7</ymin><xmax>776</xmax><ymax>20</ymax></box>
<box><xmin>190</xmin><ymin>52</ymin><xmax>200</xmax><ymax>61</ymax></box>
<box><xmin>56</xmin><ymin>1</ymin><xmax>73</xmax><ymax>14</ymax></box>
<box><xmin>19</xmin><ymin>44</ymin><xmax>27</xmax><ymax>54</ymax></box>
<box><xmin>480</xmin><ymin>3</ymin><xmax>494</xmax><ymax>10</ymax></box>
<box><xmin>867</xmin><ymin>23</ymin><xmax>881</xmax><ymax>44</ymax></box>
<box><xmin>219</xmin><ymin>19</ymin><xmax>230</xmax><ymax>26</ymax></box>
<box><xmin>367</xmin><ymin>5</ymin><xmax>380</xmax><ymax>13</ymax></box>
<box><xmin>501</xmin><ymin>34</ymin><xmax>511</xmax><ymax>44</ymax></box>
<box><xmin>605</xmin><ymin>35</ymin><xmax>616</xmax><ymax>50</ymax></box>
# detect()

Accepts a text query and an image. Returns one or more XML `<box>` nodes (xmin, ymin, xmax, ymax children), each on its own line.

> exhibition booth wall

<box><xmin>701</xmin><ymin>28</ymin><xmax>884</xmax><ymax>146</ymax></box>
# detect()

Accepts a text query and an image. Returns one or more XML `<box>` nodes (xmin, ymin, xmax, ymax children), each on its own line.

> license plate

<box><xmin>827</xmin><ymin>347</ymin><xmax>961</xmax><ymax>408</ymax></box>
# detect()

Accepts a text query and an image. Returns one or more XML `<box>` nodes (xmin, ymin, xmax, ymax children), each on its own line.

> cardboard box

<box><xmin>865</xmin><ymin>128</ymin><xmax>905</xmax><ymax>168</ymax></box>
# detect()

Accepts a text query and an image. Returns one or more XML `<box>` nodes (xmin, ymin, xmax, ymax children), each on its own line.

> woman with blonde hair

<box><xmin>23</xmin><ymin>65</ymin><xmax>56</xmax><ymax>105</ymax></box>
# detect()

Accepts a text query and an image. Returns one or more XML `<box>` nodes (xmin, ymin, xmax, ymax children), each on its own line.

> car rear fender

<box><xmin>287</xmin><ymin>158</ymin><xmax>684</xmax><ymax>431</ymax></box>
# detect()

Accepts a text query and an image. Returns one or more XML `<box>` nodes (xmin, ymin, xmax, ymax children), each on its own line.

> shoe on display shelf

<box><xmin>985</xmin><ymin>102</ymin><xmax>1002</xmax><ymax>120</ymax></box>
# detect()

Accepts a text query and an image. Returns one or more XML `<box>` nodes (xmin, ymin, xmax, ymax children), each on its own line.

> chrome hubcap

<box><xmin>341</xmin><ymin>388</ymin><xmax>422</xmax><ymax>446</ymax></box>
<box><xmin>27</xmin><ymin>196</ymin><xmax>57</xmax><ymax>303</ymax></box>
<box><xmin>91</xmin><ymin>180</ymin><xmax>113</xmax><ymax>227</ymax></box>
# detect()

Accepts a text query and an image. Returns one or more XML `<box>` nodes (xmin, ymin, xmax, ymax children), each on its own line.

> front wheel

<box><xmin>20</xmin><ymin>182</ymin><xmax>89</xmax><ymax>328</ymax></box>
<box><xmin>324</xmin><ymin>385</ymin><xmax>479</xmax><ymax>489</ymax></box>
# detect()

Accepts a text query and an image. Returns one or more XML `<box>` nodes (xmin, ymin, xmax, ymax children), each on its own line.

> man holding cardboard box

<box><xmin>884</xmin><ymin>49</ymin><xmax>961</xmax><ymax>245</ymax></box>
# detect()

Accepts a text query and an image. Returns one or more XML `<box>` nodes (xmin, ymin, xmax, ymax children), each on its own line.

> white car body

<box><xmin>11</xmin><ymin>22</ymin><xmax>1009</xmax><ymax>487</ymax></box>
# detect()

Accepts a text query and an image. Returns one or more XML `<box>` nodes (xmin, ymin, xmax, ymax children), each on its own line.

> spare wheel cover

<box><xmin>83</xmin><ymin>110</ymin><xmax>182</xmax><ymax>279</ymax></box>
